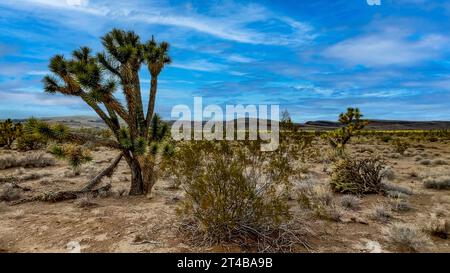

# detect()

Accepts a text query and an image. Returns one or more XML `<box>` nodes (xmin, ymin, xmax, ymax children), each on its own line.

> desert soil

<box><xmin>1</xmin><ymin>141</ymin><xmax>450</xmax><ymax>253</ymax></box>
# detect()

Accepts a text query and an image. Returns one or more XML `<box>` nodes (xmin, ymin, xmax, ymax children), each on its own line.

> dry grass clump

<box><xmin>384</xmin><ymin>223</ymin><xmax>431</xmax><ymax>252</ymax></box>
<box><xmin>330</xmin><ymin>158</ymin><xmax>387</xmax><ymax>195</ymax></box>
<box><xmin>382</xmin><ymin>182</ymin><xmax>413</xmax><ymax>196</ymax></box>
<box><xmin>0</xmin><ymin>186</ymin><xmax>22</xmax><ymax>202</ymax></box>
<box><xmin>0</xmin><ymin>153</ymin><xmax>55</xmax><ymax>170</ymax></box>
<box><xmin>371</xmin><ymin>204</ymin><xmax>392</xmax><ymax>222</ymax></box>
<box><xmin>423</xmin><ymin>176</ymin><xmax>450</xmax><ymax>190</ymax></box>
<box><xmin>431</xmin><ymin>159</ymin><xmax>448</xmax><ymax>166</ymax></box>
<box><xmin>419</xmin><ymin>159</ymin><xmax>431</xmax><ymax>166</ymax></box>
<box><xmin>383</xmin><ymin>167</ymin><xmax>395</xmax><ymax>181</ymax></box>
<box><xmin>425</xmin><ymin>217</ymin><xmax>449</xmax><ymax>239</ymax></box>
<box><xmin>297</xmin><ymin>183</ymin><xmax>342</xmax><ymax>221</ymax></box>
<box><xmin>74</xmin><ymin>193</ymin><xmax>97</xmax><ymax>208</ymax></box>
<box><xmin>390</xmin><ymin>199</ymin><xmax>413</xmax><ymax>212</ymax></box>
<box><xmin>339</xmin><ymin>195</ymin><xmax>361</xmax><ymax>210</ymax></box>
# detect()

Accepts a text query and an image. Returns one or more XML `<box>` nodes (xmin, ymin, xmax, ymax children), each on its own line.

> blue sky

<box><xmin>1</xmin><ymin>0</ymin><xmax>450</xmax><ymax>121</ymax></box>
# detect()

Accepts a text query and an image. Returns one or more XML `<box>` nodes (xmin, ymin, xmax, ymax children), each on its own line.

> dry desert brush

<box><xmin>176</xmin><ymin>141</ymin><xmax>308</xmax><ymax>252</ymax></box>
<box><xmin>330</xmin><ymin>158</ymin><xmax>387</xmax><ymax>195</ymax></box>
<box><xmin>384</xmin><ymin>223</ymin><xmax>431</xmax><ymax>252</ymax></box>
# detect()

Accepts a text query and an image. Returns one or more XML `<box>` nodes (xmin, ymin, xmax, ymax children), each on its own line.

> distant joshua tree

<box><xmin>280</xmin><ymin>109</ymin><xmax>294</xmax><ymax>131</ymax></box>
<box><xmin>327</xmin><ymin>107</ymin><xmax>368</xmax><ymax>154</ymax></box>
<box><xmin>43</xmin><ymin>29</ymin><xmax>171</xmax><ymax>195</ymax></box>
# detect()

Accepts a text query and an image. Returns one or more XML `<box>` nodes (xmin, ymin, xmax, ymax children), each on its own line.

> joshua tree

<box><xmin>143</xmin><ymin>37</ymin><xmax>172</xmax><ymax>139</ymax></box>
<box><xmin>327</xmin><ymin>107</ymin><xmax>368</xmax><ymax>153</ymax></box>
<box><xmin>43</xmin><ymin>29</ymin><xmax>171</xmax><ymax>195</ymax></box>
<box><xmin>280</xmin><ymin>109</ymin><xmax>294</xmax><ymax>131</ymax></box>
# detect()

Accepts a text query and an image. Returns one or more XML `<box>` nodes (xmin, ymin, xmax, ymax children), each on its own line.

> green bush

<box><xmin>0</xmin><ymin>119</ymin><xmax>22</xmax><ymax>149</ymax></box>
<box><xmin>176</xmin><ymin>141</ymin><xmax>301</xmax><ymax>251</ymax></box>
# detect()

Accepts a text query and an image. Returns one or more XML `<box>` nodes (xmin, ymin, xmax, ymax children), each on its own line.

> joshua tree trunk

<box><xmin>146</xmin><ymin>75</ymin><xmax>158</xmax><ymax>136</ymax></box>
<box><xmin>124</xmin><ymin>151</ymin><xmax>145</xmax><ymax>195</ymax></box>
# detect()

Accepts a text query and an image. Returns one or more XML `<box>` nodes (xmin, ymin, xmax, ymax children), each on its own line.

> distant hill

<box><xmin>6</xmin><ymin>116</ymin><xmax>450</xmax><ymax>131</ymax></box>
<box><xmin>303</xmin><ymin>120</ymin><xmax>450</xmax><ymax>131</ymax></box>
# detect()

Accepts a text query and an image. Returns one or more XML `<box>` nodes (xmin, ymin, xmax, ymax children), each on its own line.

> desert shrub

<box><xmin>431</xmin><ymin>159</ymin><xmax>448</xmax><ymax>166</ymax></box>
<box><xmin>384</xmin><ymin>223</ymin><xmax>431</xmax><ymax>252</ymax></box>
<box><xmin>17</xmin><ymin>118</ymin><xmax>49</xmax><ymax>150</ymax></box>
<box><xmin>392</xmin><ymin>139</ymin><xmax>410</xmax><ymax>155</ymax></box>
<box><xmin>0</xmin><ymin>186</ymin><xmax>21</xmax><ymax>202</ymax></box>
<box><xmin>419</xmin><ymin>159</ymin><xmax>431</xmax><ymax>166</ymax></box>
<box><xmin>16</xmin><ymin>118</ymin><xmax>70</xmax><ymax>150</ymax></box>
<box><xmin>382</xmin><ymin>182</ymin><xmax>413</xmax><ymax>196</ymax></box>
<box><xmin>371</xmin><ymin>204</ymin><xmax>392</xmax><ymax>222</ymax></box>
<box><xmin>297</xmin><ymin>183</ymin><xmax>342</xmax><ymax>221</ymax></box>
<box><xmin>75</xmin><ymin>193</ymin><xmax>97</xmax><ymax>208</ymax></box>
<box><xmin>383</xmin><ymin>167</ymin><xmax>395</xmax><ymax>180</ymax></box>
<box><xmin>330</xmin><ymin>158</ymin><xmax>387</xmax><ymax>195</ymax></box>
<box><xmin>49</xmin><ymin>144</ymin><xmax>92</xmax><ymax>175</ymax></box>
<box><xmin>0</xmin><ymin>119</ymin><xmax>22</xmax><ymax>149</ymax></box>
<box><xmin>177</xmin><ymin>141</ymin><xmax>303</xmax><ymax>251</ymax></box>
<box><xmin>379</xmin><ymin>135</ymin><xmax>393</xmax><ymax>143</ymax></box>
<box><xmin>0</xmin><ymin>153</ymin><xmax>55</xmax><ymax>170</ymax></box>
<box><xmin>340</xmin><ymin>195</ymin><xmax>361</xmax><ymax>210</ymax></box>
<box><xmin>390</xmin><ymin>199</ymin><xmax>413</xmax><ymax>212</ymax></box>
<box><xmin>426</xmin><ymin>217</ymin><xmax>449</xmax><ymax>239</ymax></box>
<box><xmin>423</xmin><ymin>176</ymin><xmax>450</xmax><ymax>190</ymax></box>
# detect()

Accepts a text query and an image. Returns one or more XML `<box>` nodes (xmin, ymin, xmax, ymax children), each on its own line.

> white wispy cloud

<box><xmin>0</xmin><ymin>90</ymin><xmax>81</xmax><ymax>106</ymax></box>
<box><xmin>0</xmin><ymin>0</ymin><xmax>315</xmax><ymax>46</ymax></box>
<box><xmin>228</xmin><ymin>54</ymin><xmax>257</xmax><ymax>63</ymax></box>
<box><xmin>323</xmin><ymin>20</ymin><xmax>449</xmax><ymax>67</ymax></box>
<box><xmin>171</xmin><ymin>60</ymin><xmax>227</xmax><ymax>72</ymax></box>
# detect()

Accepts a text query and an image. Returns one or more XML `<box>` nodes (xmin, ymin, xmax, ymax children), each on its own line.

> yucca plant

<box><xmin>44</xmin><ymin>29</ymin><xmax>171</xmax><ymax>195</ymax></box>
<box><xmin>49</xmin><ymin>144</ymin><xmax>92</xmax><ymax>175</ymax></box>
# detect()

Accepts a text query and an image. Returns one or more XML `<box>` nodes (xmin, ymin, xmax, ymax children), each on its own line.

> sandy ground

<box><xmin>1</xmin><ymin>140</ymin><xmax>450</xmax><ymax>253</ymax></box>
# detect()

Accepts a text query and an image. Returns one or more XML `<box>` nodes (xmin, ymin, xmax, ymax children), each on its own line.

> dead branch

<box><xmin>11</xmin><ymin>184</ymin><xmax>111</xmax><ymax>206</ymax></box>
<box><xmin>82</xmin><ymin>152</ymin><xmax>123</xmax><ymax>191</ymax></box>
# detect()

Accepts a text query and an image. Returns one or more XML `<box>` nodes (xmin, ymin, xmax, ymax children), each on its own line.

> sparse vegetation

<box><xmin>339</xmin><ymin>195</ymin><xmax>361</xmax><ymax>210</ymax></box>
<box><xmin>423</xmin><ymin>176</ymin><xmax>450</xmax><ymax>190</ymax></box>
<box><xmin>390</xmin><ymin>199</ymin><xmax>413</xmax><ymax>212</ymax></box>
<box><xmin>392</xmin><ymin>138</ymin><xmax>410</xmax><ymax>155</ymax></box>
<box><xmin>425</xmin><ymin>217</ymin><xmax>449</xmax><ymax>239</ymax></box>
<box><xmin>0</xmin><ymin>153</ymin><xmax>55</xmax><ymax>170</ymax></box>
<box><xmin>372</xmin><ymin>204</ymin><xmax>392</xmax><ymax>222</ymax></box>
<box><xmin>0</xmin><ymin>186</ymin><xmax>22</xmax><ymax>202</ymax></box>
<box><xmin>384</xmin><ymin>223</ymin><xmax>431</xmax><ymax>252</ymax></box>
